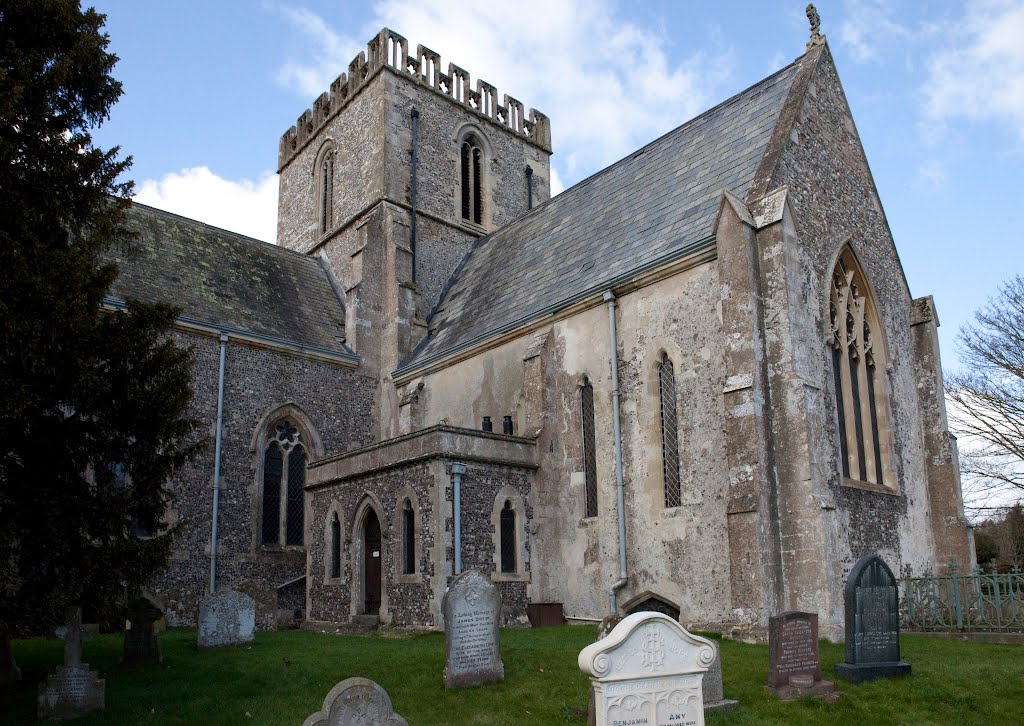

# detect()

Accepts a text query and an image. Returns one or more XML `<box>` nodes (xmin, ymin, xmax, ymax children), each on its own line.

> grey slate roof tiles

<box><xmin>109</xmin><ymin>203</ymin><xmax>352</xmax><ymax>357</ymax></box>
<box><xmin>398</xmin><ymin>59</ymin><xmax>801</xmax><ymax>374</ymax></box>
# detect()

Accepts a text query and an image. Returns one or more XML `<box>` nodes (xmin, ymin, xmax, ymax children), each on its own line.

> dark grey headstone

<box><xmin>197</xmin><ymin>589</ymin><xmax>256</xmax><ymax>648</ymax></box>
<box><xmin>702</xmin><ymin>639</ymin><xmax>739</xmax><ymax>713</ymax></box>
<box><xmin>765</xmin><ymin>611</ymin><xmax>835</xmax><ymax>700</ymax></box>
<box><xmin>302</xmin><ymin>677</ymin><xmax>408</xmax><ymax>726</ymax></box>
<box><xmin>441</xmin><ymin>570</ymin><xmax>504</xmax><ymax>688</ymax></box>
<box><xmin>37</xmin><ymin>607</ymin><xmax>105</xmax><ymax>720</ymax></box>
<box><xmin>122</xmin><ymin>596</ymin><xmax>163</xmax><ymax>666</ymax></box>
<box><xmin>835</xmin><ymin>554</ymin><xmax>911</xmax><ymax>683</ymax></box>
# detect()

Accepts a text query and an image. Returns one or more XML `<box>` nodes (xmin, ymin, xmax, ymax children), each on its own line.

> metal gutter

<box><xmin>209</xmin><ymin>333</ymin><xmax>228</xmax><ymax>593</ymax></box>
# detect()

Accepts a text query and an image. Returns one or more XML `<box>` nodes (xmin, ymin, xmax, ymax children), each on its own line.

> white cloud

<box><xmin>270</xmin><ymin>4</ymin><xmax>364</xmax><ymax>97</ymax></box>
<box><xmin>274</xmin><ymin>0</ymin><xmax>734</xmax><ymax>187</ymax></box>
<box><xmin>923</xmin><ymin>0</ymin><xmax>1024</xmax><ymax>143</ymax></box>
<box><xmin>915</xmin><ymin>159</ymin><xmax>948</xmax><ymax>190</ymax></box>
<box><xmin>134</xmin><ymin>167</ymin><xmax>279</xmax><ymax>243</ymax></box>
<box><xmin>837</xmin><ymin>0</ymin><xmax>912</xmax><ymax>64</ymax></box>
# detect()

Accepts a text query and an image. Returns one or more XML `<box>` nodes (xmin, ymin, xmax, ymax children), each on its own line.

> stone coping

<box><xmin>307</xmin><ymin>425</ymin><xmax>538</xmax><ymax>488</ymax></box>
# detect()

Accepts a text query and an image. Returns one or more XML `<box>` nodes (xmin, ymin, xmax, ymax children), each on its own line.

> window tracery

<box><xmin>460</xmin><ymin>134</ymin><xmax>483</xmax><ymax>225</ymax></box>
<box><xmin>260</xmin><ymin>419</ymin><xmax>306</xmax><ymax>546</ymax></box>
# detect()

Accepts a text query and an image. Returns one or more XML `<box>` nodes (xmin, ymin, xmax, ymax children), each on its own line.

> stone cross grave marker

<box><xmin>441</xmin><ymin>569</ymin><xmax>504</xmax><ymax>688</ymax></box>
<box><xmin>302</xmin><ymin>677</ymin><xmax>409</xmax><ymax>726</ymax></box>
<box><xmin>835</xmin><ymin>554</ymin><xmax>911</xmax><ymax>683</ymax></box>
<box><xmin>37</xmin><ymin>607</ymin><xmax>105</xmax><ymax>720</ymax></box>
<box><xmin>579</xmin><ymin>611</ymin><xmax>716</xmax><ymax>726</ymax></box>
<box><xmin>122</xmin><ymin>596</ymin><xmax>163</xmax><ymax>666</ymax></box>
<box><xmin>197</xmin><ymin>589</ymin><xmax>256</xmax><ymax>648</ymax></box>
<box><xmin>765</xmin><ymin>611</ymin><xmax>835</xmax><ymax>700</ymax></box>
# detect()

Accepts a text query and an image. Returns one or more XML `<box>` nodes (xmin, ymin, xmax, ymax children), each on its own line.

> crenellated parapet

<box><xmin>278</xmin><ymin>28</ymin><xmax>551</xmax><ymax>170</ymax></box>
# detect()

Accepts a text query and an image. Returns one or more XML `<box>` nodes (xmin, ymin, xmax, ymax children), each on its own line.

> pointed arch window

<box><xmin>260</xmin><ymin>419</ymin><xmax>306</xmax><ymax>546</ymax></box>
<box><xmin>330</xmin><ymin>512</ymin><xmax>341</xmax><ymax>578</ymax></box>
<box><xmin>500</xmin><ymin>500</ymin><xmax>516</xmax><ymax>573</ymax></box>
<box><xmin>460</xmin><ymin>135</ymin><xmax>483</xmax><ymax>225</ymax></box>
<box><xmin>659</xmin><ymin>353</ymin><xmax>681</xmax><ymax>508</ymax></box>
<box><xmin>318</xmin><ymin>147</ymin><xmax>334</xmax><ymax>235</ymax></box>
<box><xmin>830</xmin><ymin>249</ymin><xmax>892</xmax><ymax>487</ymax></box>
<box><xmin>402</xmin><ymin>498</ymin><xmax>415</xmax><ymax>575</ymax></box>
<box><xmin>581</xmin><ymin>377</ymin><xmax>598</xmax><ymax>518</ymax></box>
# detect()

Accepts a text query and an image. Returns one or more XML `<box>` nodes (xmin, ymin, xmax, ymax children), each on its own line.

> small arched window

<box><xmin>500</xmin><ymin>500</ymin><xmax>516</xmax><ymax>573</ymax></box>
<box><xmin>330</xmin><ymin>512</ymin><xmax>341</xmax><ymax>578</ymax></box>
<box><xmin>830</xmin><ymin>249</ymin><xmax>892</xmax><ymax>486</ymax></box>
<box><xmin>318</xmin><ymin>147</ymin><xmax>334</xmax><ymax>235</ymax></box>
<box><xmin>261</xmin><ymin>419</ymin><xmax>306</xmax><ymax>546</ymax></box>
<box><xmin>659</xmin><ymin>353</ymin><xmax>681</xmax><ymax>508</ymax></box>
<box><xmin>460</xmin><ymin>135</ymin><xmax>483</xmax><ymax>225</ymax></box>
<box><xmin>581</xmin><ymin>377</ymin><xmax>598</xmax><ymax>518</ymax></box>
<box><xmin>402</xmin><ymin>498</ymin><xmax>415</xmax><ymax>575</ymax></box>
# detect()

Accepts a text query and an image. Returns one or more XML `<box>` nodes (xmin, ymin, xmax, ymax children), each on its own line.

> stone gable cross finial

<box><xmin>806</xmin><ymin>4</ymin><xmax>825</xmax><ymax>49</ymax></box>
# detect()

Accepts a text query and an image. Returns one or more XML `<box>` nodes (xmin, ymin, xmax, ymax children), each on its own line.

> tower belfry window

<box><xmin>830</xmin><ymin>249</ymin><xmax>892</xmax><ymax>487</ymax></box>
<box><xmin>460</xmin><ymin>135</ymin><xmax>483</xmax><ymax>225</ymax></box>
<box><xmin>319</xmin><ymin>149</ymin><xmax>334</xmax><ymax>235</ymax></box>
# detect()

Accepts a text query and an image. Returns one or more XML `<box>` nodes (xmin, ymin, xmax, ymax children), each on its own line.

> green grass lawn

<box><xmin>2</xmin><ymin>626</ymin><xmax>1022</xmax><ymax>725</ymax></box>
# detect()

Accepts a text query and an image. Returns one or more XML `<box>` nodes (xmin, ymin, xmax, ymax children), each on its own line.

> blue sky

<box><xmin>88</xmin><ymin>0</ymin><xmax>1024</xmax><ymax>379</ymax></box>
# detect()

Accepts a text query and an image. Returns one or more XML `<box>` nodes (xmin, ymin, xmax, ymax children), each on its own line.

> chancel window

<box><xmin>500</xmin><ymin>500</ymin><xmax>516</xmax><ymax>573</ymax></box>
<box><xmin>261</xmin><ymin>419</ymin><xmax>306</xmax><ymax>546</ymax></box>
<box><xmin>581</xmin><ymin>378</ymin><xmax>598</xmax><ymax>518</ymax></box>
<box><xmin>460</xmin><ymin>135</ymin><xmax>483</xmax><ymax>225</ymax></box>
<box><xmin>319</xmin><ymin>148</ymin><xmax>334</xmax><ymax>235</ymax></box>
<box><xmin>659</xmin><ymin>353</ymin><xmax>681</xmax><ymax>508</ymax></box>
<box><xmin>402</xmin><ymin>498</ymin><xmax>415</xmax><ymax>575</ymax></box>
<box><xmin>330</xmin><ymin>512</ymin><xmax>341</xmax><ymax>578</ymax></box>
<box><xmin>830</xmin><ymin>249</ymin><xmax>891</xmax><ymax>487</ymax></box>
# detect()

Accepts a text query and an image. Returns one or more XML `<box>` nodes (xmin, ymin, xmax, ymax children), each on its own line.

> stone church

<box><xmin>110</xmin><ymin>20</ymin><xmax>972</xmax><ymax>640</ymax></box>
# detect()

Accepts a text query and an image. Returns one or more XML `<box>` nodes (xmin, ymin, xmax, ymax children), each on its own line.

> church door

<box><xmin>363</xmin><ymin>510</ymin><xmax>382</xmax><ymax>615</ymax></box>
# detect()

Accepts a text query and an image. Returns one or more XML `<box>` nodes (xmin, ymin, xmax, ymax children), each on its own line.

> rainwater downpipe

<box><xmin>209</xmin><ymin>333</ymin><xmax>228</xmax><ymax>594</ymax></box>
<box><xmin>604</xmin><ymin>291</ymin><xmax>628</xmax><ymax>614</ymax></box>
<box><xmin>450</xmin><ymin>462</ymin><xmax>467</xmax><ymax>574</ymax></box>
<box><xmin>410</xmin><ymin>106</ymin><xmax>419</xmax><ymax>283</ymax></box>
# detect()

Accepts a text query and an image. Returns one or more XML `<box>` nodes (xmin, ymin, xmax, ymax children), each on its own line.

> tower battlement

<box><xmin>278</xmin><ymin>27</ymin><xmax>551</xmax><ymax>170</ymax></box>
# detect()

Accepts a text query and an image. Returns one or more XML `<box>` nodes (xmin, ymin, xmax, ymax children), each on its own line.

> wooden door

<box><xmin>364</xmin><ymin>510</ymin><xmax>382</xmax><ymax>615</ymax></box>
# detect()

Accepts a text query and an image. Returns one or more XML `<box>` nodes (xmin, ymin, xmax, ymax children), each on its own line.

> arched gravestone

<box><xmin>302</xmin><ymin>677</ymin><xmax>408</xmax><ymax>726</ymax></box>
<box><xmin>834</xmin><ymin>554</ymin><xmax>911</xmax><ymax>683</ymax></box>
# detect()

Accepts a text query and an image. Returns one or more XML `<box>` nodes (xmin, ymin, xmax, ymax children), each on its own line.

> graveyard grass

<box><xmin>4</xmin><ymin>626</ymin><xmax>1022</xmax><ymax>725</ymax></box>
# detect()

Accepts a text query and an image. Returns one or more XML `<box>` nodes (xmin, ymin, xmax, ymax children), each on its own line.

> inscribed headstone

<box><xmin>37</xmin><ymin>607</ymin><xmax>105</xmax><ymax>720</ymax></box>
<box><xmin>197</xmin><ymin>589</ymin><xmax>256</xmax><ymax>648</ymax></box>
<box><xmin>765</xmin><ymin>611</ymin><xmax>835</xmax><ymax>700</ymax></box>
<box><xmin>122</xmin><ymin>596</ymin><xmax>163</xmax><ymax>666</ymax></box>
<box><xmin>441</xmin><ymin>570</ymin><xmax>504</xmax><ymax>688</ymax></box>
<box><xmin>302</xmin><ymin>677</ymin><xmax>409</xmax><ymax>726</ymax></box>
<box><xmin>834</xmin><ymin>554</ymin><xmax>911</xmax><ymax>683</ymax></box>
<box><xmin>579</xmin><ymin>611</ymin><xmax>716</xmax><ymax>726</ymax></box>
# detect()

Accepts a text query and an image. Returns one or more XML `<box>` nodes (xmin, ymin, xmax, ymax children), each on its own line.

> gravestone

<box><xmin>834</xmin><ymin>554</ymin><xmax>911</xmax><ymax>683</ymax></box>
<box><xmin>37</xmin><ymin>607</ymin><xmax>105</xmax><ymax>720</ymax></box>
<box><xmin>579</xmin><ymin>611</ymin><xmax>716</xmax><ymax>726</ymax></box>
<box><xmin>765</xmin><ymin>611</ymin><xmax>835</xmax><ymax>700</ymax></box>
<box><xmin>302</xmin><ymin>677</ymin><xmax>409</xmax><ymax>726</ymax></box>
<box><xmin>122</xmin><ymin>596</ymin><xmax>163</xmax><ymax>666</ymax></box>
<box><xmin>702</xmin><ymin>639</ymin><xmax>739</xmax><ymax>712</ymax></box>
<box><xmin>197</xmin><ymin>589</ymin><xmax>256</xmax><ymax>648</ymax></box>
<box><xmin>1</xmin><ymin>633</ymin><xmax>20</xmax><ymax>686</ymax></box>
<box><xmin>441</xmin><ymin>570</ymin><xmax>504</xmax><ymax>688</ymax></box>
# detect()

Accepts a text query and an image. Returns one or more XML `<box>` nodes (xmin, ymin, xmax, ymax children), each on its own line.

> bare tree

<box><xmin>947</xmin><ymin>276</ymin><xmax>1024</xmax><ymax>512</ymax></box>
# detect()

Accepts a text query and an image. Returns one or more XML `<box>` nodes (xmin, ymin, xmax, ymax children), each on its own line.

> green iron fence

<box><xmin>901</xmin><ymin>563</ymin><xmax>1024</xmax><ymax>632</ymax></box>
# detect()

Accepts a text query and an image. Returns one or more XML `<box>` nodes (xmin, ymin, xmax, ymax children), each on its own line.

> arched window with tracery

<box><xmin>830</xmin><ymin>248</ymin><xmax>892</xmax><ymax>487</ymax></box>
<box><xmin>659</xmin><ymin>353</ymin><xmax>681</xmax><ymax>508</ymax></box>
<box><xmin>460</xmin><ymin>134</ymin><xmax>483</xmax><ymax>225</ymax></box>
<box><xmin>581</xmin><ymin>377</ymin><xmax>598</xmax><ymax>518</ymax></box>
<box><xmin>500</xmin><ymin>500</ymin><xmax>516</xmax><ymax>573</ymax></box>
<box><xmin>260</xmin><ymin>419</ymin><xmax>306</xmax><ymax>546</ymax></box>
<box><xmin>317</xmin><ymin>146</ymin><xmax>334</xmax><ymax>235</ymax></box>
<box><xmin>402</xmin><ymin>498</ymin><xmax>415</xmax><ymax>575</ymax></box>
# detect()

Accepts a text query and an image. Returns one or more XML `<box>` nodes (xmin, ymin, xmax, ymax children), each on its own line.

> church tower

<box><xmin>276</xmin><ymin>28</ymin><xmax>551</xmax><ymax>437</ymax></box>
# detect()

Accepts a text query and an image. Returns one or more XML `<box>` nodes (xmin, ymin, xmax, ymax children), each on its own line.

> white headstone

<box><xmin>578</xmin><ymin>612</ymin><xmax>716</xmax><ymax>726</ymax></box>
<box><xmin>197</xmin><ymin>589</ymin><xmax>256</xmax><ymax>648</ymax></box>
<box><xmin>303</xmin><ymin>677</ymin><xmax>408</xmax><ymax>726</ymax></box>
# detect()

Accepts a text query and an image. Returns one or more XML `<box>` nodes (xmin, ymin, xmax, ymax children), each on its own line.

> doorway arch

<box><xmin>363</xmin><ymin>509</ymin><xmax>382</xmax><ymax>615</ymax></box>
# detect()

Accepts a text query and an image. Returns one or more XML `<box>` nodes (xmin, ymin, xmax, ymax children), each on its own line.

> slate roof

<box><xmin>398</xmin><ymin>58</ymin><xmax>802</xmax><ymax>376</ymax></box>
<box><xmin>109</xmin><ymin>203</ymin><xmax>353</xmax><ymax>358</ymax></box>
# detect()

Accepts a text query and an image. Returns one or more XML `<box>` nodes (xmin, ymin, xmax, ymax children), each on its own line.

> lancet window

<box><xmin>500</xmin><ymin>500</ymin><xmax>516</xmax><ymax>573</ymax></box>
<box><xmin>581</xmin><ymin>378</ymin><xmax>598</xmax><ymax>518</ymax></box>
<box><xmin>402</xmin><ymin>498</ymin><xmax>416</xmax><ymax>575</ymax></box>
<box><xmin>659</xmin><ymin>353</ymin><xmax>682</xmax><ymax>508</ymax></box>
<box><xmin>261</xmin><ymin>419</ymin><xmax>306</xmax><ymax>546</ymax></box>
<box><xmin>829</xmin><ymin>249</ymin><xmax>891</xmax><ymax>487</ymax></box>
<box><xmin>330</xmin><ymin>512</ymin><xmax>341</xmax><ymax>578</ymax></box>
<box><xmin>318</xmin><ymin>147</ymin><xmax>334</xmax><ymax>235</ymax></box>
<box><xmin>460</xmin><ymin>135</ymin><xmax>483</xmax><ymax>225</ymax></box>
